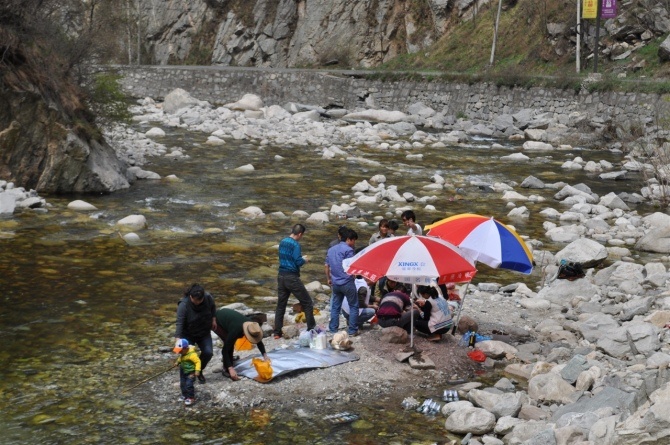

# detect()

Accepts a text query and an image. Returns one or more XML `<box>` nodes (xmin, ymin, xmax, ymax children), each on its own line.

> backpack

<box><xmin>557</xmin><ymin>260</ymin><xmax>585</xmax><ymax>281</ymax></box>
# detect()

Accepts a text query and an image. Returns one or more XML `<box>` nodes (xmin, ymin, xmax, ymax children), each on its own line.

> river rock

<box><xmin>116</xmin><ymin>214</ymin><xmax>147</xmax><ymax>230</ymax></box>
<box><xmin>635</xmin><ymin>224</ymin><xmax>670</xmax><ymax>253</ymax></box>
<box><xmin>235</xmin><ymin>164</ymin><xmax>255</xmax><ymax>172</ymax></box>
<box><xmin>225</xmin><ymin>94</ymin><xmax>264</xmax><ymax>111</ymax></box>
<box><xmin>238</xmin><ymin>206</ymin><xmax>265</xmax><ymax>218</ymax></box>
<box><xmin>145</xmin><ymin>127</ymin><xmax>166</xmax><ymax>137</ymax></box>
<box><xmin>67</xmin><ymin>200</ymin><xmax>97</xmax><ymax>211</ymax></box>
<box><xmin>163</xmin><ymin>88</ymin><xmax>201</xmax><ymax>114</ymax></box>
<box><xmin>0</xmin><ymin>193</ymin><xmax>16</xmax><ymax>215</ymax></box>
<box><xmin>523</xmin><ymin>141</ymin><xmax>553</xmax><ymax>151</ymax></box>
<box><xmin>555</xmin><ymin>238</ymin><xmax>608</xmax><ymax>268</ymax></box>
<box><xmin>342</xmin><ymin>109</ymin><xmax>409</xmax><ymax>123</ymax></box>
<box><xmin>444</xmin><ymin>406</ymin><xmax>496</xmax><ymax>434</ymax></box>
<box><xmin>528</xmin><ymin>373</ymin><xmax>577</xmax><ymax>404</ymax></box>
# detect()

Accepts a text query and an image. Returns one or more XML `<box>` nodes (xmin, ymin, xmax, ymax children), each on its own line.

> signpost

<box><xmin>582</xmin><ymin>0</ymin><xmax>618</xmax><ymax>73</ymax></box>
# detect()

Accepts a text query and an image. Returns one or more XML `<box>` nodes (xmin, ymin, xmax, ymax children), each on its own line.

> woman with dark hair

<box><xmin>415</xmin><ymin>286</ymin><xmax>453</xmax><ymax>342</ymax></box>
<box><xmin>175</xmin><ymin>283</ymin><xmax>217</xmax><ymax>384</ymax></box>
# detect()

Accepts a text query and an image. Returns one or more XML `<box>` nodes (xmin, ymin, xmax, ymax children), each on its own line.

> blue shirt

<box><xmin>326</xmin><ymin>241</ymin><xmax>354</xmax><ymax>285</ymax></box>
<box><xmin>278</xmin><ymin>236</ymin><xmax>305</xmax><ymax>274</ymax></box>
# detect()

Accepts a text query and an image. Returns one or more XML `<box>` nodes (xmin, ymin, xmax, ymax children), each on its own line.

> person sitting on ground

<box><xmin>174</xmin><ymin>283</ymin><xmax>216</xmax><ymax>384</ymax></box>
<box><xmin>401</xmin><ymin>210</ymin><xmax>423</xmax><ymax>235</ymax></box>
<box><xmin>380</xmin><ymin>277</ymin><xmax>397</xmax><ymax>298</ymax></box>
<box><xmin>174</xmin><ymin>339</ymin><xmax>201</xmax><ymax>406</ymax></box>
<box><xmin>342</xmin><ymin>275</ymin><xmax>378</xmax><ymax>330</ymax></box>
<box><xmin>214</xmin><ymin>308</ymin><xmax>268</xmax><ymax>381</ymax></box>
<box><xmin>376</xmin><ymin>282</ymin><xmax>420</xmax><ymax>333</ymax></box>
<box><xmin>414</xmin><ymin>286</ymin><xmax>454</xmax><ymax>342</ymax></box>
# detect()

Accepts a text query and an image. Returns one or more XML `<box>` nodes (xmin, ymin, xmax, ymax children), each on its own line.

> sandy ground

<box><xmin>143</xmin><ymin>292</ymin><xmax>541</xmax><ymax>412</ymax></box>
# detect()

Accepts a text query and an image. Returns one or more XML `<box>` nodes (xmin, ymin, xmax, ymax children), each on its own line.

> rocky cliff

<box><xmin>0</xmin><ymin>86</ymin><xmax>129</xmax><ymax>193</ymax></box>
<box><xmin>0</xmin><ymin>88</ymin><xmax>128</xmax><ymax>193</ymax></box>
<box><xmin>0</xmin><ymin>5</ymin><xmax>129</xmax><ymax>195</ymax></box>
<box><xmin>143</xmin><ymin>0</ymin><xmax>463</xmax><ymax>67</ymax></box>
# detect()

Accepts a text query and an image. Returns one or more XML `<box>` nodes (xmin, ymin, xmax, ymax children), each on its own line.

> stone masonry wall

<box><xmin>114</xmin><ymin>66</ymin><xmax>670</xmax><ymax>132</ymax></box>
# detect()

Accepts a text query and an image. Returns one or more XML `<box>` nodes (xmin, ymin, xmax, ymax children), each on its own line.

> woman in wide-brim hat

<box><xmin>214</xmin><ymin>308</ymin><xmax>269</xmax><ymax>381</ymax></box>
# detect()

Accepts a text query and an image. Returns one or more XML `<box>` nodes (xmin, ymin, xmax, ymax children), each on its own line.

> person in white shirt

<box><xmin>401</xmin><ymin>210</ymin><xmax>422</xmax><ymax>236</ymax></box>
<box><xmin>342</xmin><ymin>276</ymin><xmax>378</xmax><ymax>330</ymax></box>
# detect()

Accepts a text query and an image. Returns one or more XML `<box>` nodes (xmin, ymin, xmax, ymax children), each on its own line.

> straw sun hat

<box><xmin>242</xmin><ymin>322</ymin><xmax>263</xmax><ymax>344</ymax></box>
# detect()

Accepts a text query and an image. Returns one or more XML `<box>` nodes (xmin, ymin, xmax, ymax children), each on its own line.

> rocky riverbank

<box><xmin>4</xmin><ymin>85</ymin><xmax>670</xmax><ymax>444</ymax></box>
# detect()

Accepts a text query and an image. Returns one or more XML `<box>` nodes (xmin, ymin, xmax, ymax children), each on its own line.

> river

<box><xmin>0</xmin><ymin>124</ymin><xmax>644</xmax><ymax>444</ymax></box>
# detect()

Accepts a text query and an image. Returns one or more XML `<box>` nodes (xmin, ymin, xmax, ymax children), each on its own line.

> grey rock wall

<box><xmin>114</xmin><ymin>65</ymin><xmax>669</xmax><ymax>142</ymax></box>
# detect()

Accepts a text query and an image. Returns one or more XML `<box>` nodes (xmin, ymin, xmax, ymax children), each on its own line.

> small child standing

<box><xmin>174</xmin><ymin>339</ymin><xmax>201</xmax><ymax>406</ymax></box>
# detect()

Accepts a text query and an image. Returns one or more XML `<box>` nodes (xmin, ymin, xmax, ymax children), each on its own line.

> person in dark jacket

<box><xmin>175</xmin><ymin>283</ymin><xmax>217</xmax><ymax>384</ymax></box>
<box><xmin>214</xmin><ymin>308</ymin><xmax>268</xmax><ymax>381</ymax></box>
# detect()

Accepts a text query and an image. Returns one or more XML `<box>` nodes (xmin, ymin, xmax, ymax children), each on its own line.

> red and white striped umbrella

<box><xmin>343</xmin><ymin>235</ymin><xmax>476</xmax><ymax>285</ymax></box>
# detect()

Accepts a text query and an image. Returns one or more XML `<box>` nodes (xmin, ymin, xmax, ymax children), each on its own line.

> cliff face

<box><xmin>143</xmin><ymin>0</ymin><xmax>460</xmax><ymax>67</ymax></box>
<box><xmin>0</xmin><ymin>86</ymin><xmax>129</xmax><ymax>194</ymax></box>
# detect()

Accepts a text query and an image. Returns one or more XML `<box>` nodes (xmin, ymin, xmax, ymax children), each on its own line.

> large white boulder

<box><xmin>224</xmin><ymin>94</ymin><xmax>264</xmax><ymax>111</ymax></box>
<box><xmin>116</xmin><ymin>215</ymin><xmax>147</xmax><ymax>230</ymax></box>
<box><xmin>67</xmin><ymin>200</ymin><xmax>98</xmax><ymax>211</ymax></box>
<box><xmin>163</xmin><ymin>88</ymin><xmax>201</xmax><ymax>114</ymax></box>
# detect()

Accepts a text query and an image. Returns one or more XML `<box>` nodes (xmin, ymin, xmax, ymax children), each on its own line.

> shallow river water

<box><xmin>0</xmin><ymin>123</ymin><xmax>647</xmax><ymax>444</ymax></box>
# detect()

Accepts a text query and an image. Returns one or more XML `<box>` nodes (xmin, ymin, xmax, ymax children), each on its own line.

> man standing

<box><xmin>401</xmin><ymin>210</ymin><xmax>423</xmax><ymax>235</ymax></box>
<box><xmin>273</xmin><ymin>224</ymin><xmax>316</xmax><ymax>339</ymax></box>
<box><xmin>325</xmin><ymin>228</ymin><xmax>359</xmax><ymax>336</ymax></box>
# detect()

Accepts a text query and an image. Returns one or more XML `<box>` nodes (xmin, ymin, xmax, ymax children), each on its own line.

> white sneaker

<box><xmin>184</xmin><ymin>398</ymin><xmax>194</xmax><ymax>406</ymax></box>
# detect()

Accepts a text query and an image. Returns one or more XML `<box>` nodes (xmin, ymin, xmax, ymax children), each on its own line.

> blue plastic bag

<box><xmin>459</xmin><ymin>331</ymin><xmax>492</xmax><ymax>347</ymax></box>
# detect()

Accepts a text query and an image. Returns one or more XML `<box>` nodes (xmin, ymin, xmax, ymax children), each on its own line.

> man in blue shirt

<box><xmin>273</xmin><ymin>224</ymin><xmax>316</xmax><ymax>339</ymax></box>
<box><xmin>325</xmin><ymin>228</ymin><xmax>359</xmax><ymax>336</ymax></box>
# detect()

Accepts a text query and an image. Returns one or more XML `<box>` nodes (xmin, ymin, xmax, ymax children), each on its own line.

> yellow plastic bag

<box><xmin>251</xmin><ymin>357</ymin><xmax>273</xmax><ymax>381</ymax></box>
<box><xmin>294</xmin><ymin>308</ymin><xmax>321</xmax><ymax>323</ymax></box>
<box><xmin>235</xmin><ymin>336</ymin><xmax>253</xmax><ymax>351</ymax></box>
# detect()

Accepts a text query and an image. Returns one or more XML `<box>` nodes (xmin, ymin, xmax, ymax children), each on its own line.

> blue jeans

<box><xmin>185</xmin><ymin>335</ymin><xmax>213</xmax><ymax>372</ymax></box>
<box><xmin>342</xmin><ymin>307</ymin><xmax>376</xmax><ymax>330</ymax></box>
<box><xmin>275</xmin><ymin>272</ymin><xmax>316</xmax><ymax>336</ymax></box>
<box><xmin>180</xmin><ymin>368</ymin><xmax>195</xmax><ymax>399</ymax></box>
<box><xmin>329</xmin><ymin>281</ymin><xmax>359</xmax><ymax>335</ymax></box>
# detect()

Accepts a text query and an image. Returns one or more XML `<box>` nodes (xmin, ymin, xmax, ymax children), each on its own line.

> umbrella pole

<box><xmin>410</xmin><ymin>284</ymin><xmax>419</xmax><ymax>348</ymax></box>
<box><xmin>451</xmin><ymin>282</ymin><xmax>471</xmax><ymax>335</ymax></box>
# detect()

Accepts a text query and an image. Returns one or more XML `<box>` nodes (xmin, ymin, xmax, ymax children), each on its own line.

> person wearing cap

<box><xmin>175</xmin><ymin>283</ymin><xmax>217</xmax><ymax>384</ymax></box>
<box><xmin>273</xmin><ymin>223</ymin><xmax>316</xmax><ymax>340</ymax></box>
<box><xmin>174</xmin><ymin>339</ymin><xmax>201</xmax><ymax>406</ymax></box>
<box><xmin>214</xmin><ymin>308</ymin><xmax>268</xmax><ymax>381</ymax></box>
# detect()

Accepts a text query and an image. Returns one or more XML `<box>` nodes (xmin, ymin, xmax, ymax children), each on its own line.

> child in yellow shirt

<box><xmin>174</xmin><ymin>339</ymin><xmax>201</xmax><ymax>406</ymax></box>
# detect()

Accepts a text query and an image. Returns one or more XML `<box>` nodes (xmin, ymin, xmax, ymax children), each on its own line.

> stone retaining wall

<box><xmin>113</xmin><ymin>65</ymin><xmax>669</xmax><ymax>131</ymax></box>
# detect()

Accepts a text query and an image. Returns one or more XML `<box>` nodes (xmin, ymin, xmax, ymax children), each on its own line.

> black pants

<box><xmin>274</xmin><ymin>273</ymin><xmax>316</xmax><ymax>336</ymax></box>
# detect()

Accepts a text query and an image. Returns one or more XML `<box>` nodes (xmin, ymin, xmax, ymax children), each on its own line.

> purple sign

<box><xmin>601</xmin><ymin>0</ymin><xmax>617</xmax><ymax>18</ymax></box>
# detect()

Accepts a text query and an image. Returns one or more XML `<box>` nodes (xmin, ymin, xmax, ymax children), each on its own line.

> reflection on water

<box><xmin>0</xmin><ymin>125</ymin><xmax>645</xmax><ymax>443</ymax></box>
